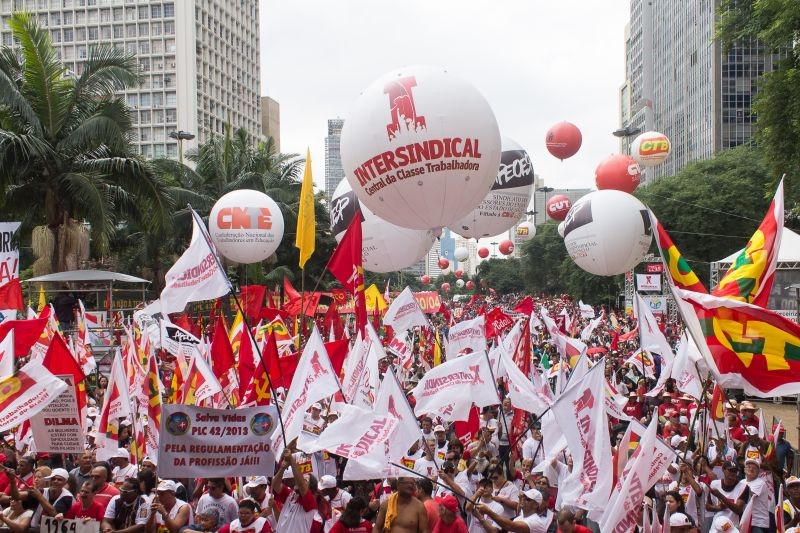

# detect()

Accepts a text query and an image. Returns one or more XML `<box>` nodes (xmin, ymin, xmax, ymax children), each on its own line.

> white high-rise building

<box><xmin>1</xmin><ymin>0</ymin><xmax>261</xmax><ymax>159</ymax></box>
<box><xmin>325</xmin><ymin>118</ymin><xmax>345</xmax><ymax>199</ymax></box>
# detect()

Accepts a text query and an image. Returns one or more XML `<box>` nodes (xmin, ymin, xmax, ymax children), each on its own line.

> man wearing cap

<box><xmin>303</xmin><ymin>403</ymin><xmax>325</xmax><ymax>435</ymax></box>
<box><xmin>781</xmin><ymin>476</ymin><xmax>800</xmax><ymax>527</ymax></box>
<box><xmin>319</xmin><ymin>475</ymin><xmax>351</xmax><ymax>513</ymax></box>
<box><xmin>145</xmin><ymin>480</ymin><xmax>191</xmax><ymax>533</ymax></box>
<box><xmin>726</xmin><ymin>403</ymin><xmax>745</xmax><ymax>443</ymax></box>
<box><xmin>196</xmin><ymin>478</ymin><xmax>238</xmax><ymax>527</ymax></box>
<box><xmin>111</xmin><ymin>449</ymin><xmax>138</xmax><ymax>487</ymax></box>
<box><xmin>431</xmin><ymin>495</ymin><xmax>467</xmax><ymax>532</ymax></box>
<box><xmin>242</xmin><ymin>477</ymin><xmax>271</xmax><ymax>520</ymax></box>
<box><xmin>28</xmin><ymin>468</ymin><xmax>74</xmax><ymax>527</ymax></box>
<box><xmin>623</xmin><ymin>391</ymin><xmax>643</xmax><ymax>420</ymax></box>
<box><xmin>434</xmin><ymin>425</ymin><xmax>449</xmax><ymax>461</ymax></box>
<box><xmin>465</xmin><ymin>477</ymin><xmax>503</xmax><ymax>532</ymax></box>
<box><xmin>739</xmin><ymin>401</ymin><xmax>760</xmax><ymax>428</ymax></box>
<box><xmin>743</xmin><ymin>458</ymin><xmax>771</xmax><ymax>533</ymax></box>
<box><xmin>668</xmin><ymin>512</ymin><xmax>693</xmax><ymax>533</ymax></box>
<box><xmin>739</xmin><ymin>426</ymin><xmax>766</xmax><ymax>464</ymax></box>
<box><xmin>709</xmin><ymin>515</ymin><xmax>740</xmax><ymax>533</ymax></box>
<box><xmin>477</xmin><ymin>488</ymin><xmax>554</xmax><ymax>533</ymax></box>
<box><xmin>707</xmin><ymin>461</ymin><xmax>749</xmax><ymax>527</ymax></box>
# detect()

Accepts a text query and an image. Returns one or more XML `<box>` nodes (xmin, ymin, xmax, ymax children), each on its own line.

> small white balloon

<box><xmin>557</xmin><ymin>221</ymin><xmax>566</xmax><ymax>238</ymax></box>
<box><xmin>455</xmin><ymin>279</ymin><xmax>465</xmax><ymax>288</ymax></box>
<box><xmin>341</xmin><ymin>65</ymin><xmax>502</xmax><ymax>230</ymax></box>
<box><xmin>454</xmin><ymin>247</ymin><xmax>469</xmax><ymax>262</ymax></box>
<box><xmin>441</xmin><ymin>267</ymin><xmax>452</xmax><ymax>276</ymax></box>
<box><xmin>330</xmin><ymin>180</ymin><xmax>436</xmax><ymax>273</ymax></box>
<box><xmin>630</xmin><ymin>131</ymin><xmax>671</xmax><ymax>167</ymax></box>
<box><xmin>516</xmin><ymin>221</ymin><xmax>536</xmax><ymax>240</ymax></box>
<box><xmin>563</xmin><ymin>190</ymin><xmax>652</xmax><ymax>276</ymax></box>
<box><xmin>209</xmin><ymin>189</ymin><xmax>284</xmax><ymax>264</ymax></box>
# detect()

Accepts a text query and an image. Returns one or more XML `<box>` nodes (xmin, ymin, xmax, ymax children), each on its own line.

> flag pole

<box><xmin>186</xmin><ymin>206</ymin><xmax>287</xmax><ymax>448</ymax></box>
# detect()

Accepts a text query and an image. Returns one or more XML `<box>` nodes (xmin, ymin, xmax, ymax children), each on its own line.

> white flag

<box><xmin>670</xmin><ymin>334</ymin><xmax>704</xmax><ymax>399</ymax></box>
<box><xmin>95</xmin><ymin>350</ymin><xmax>132</xmax><ymax>461</ymax></box>
<box><xmin>160</xmin><ymin>210</ymin><xmax>230</xmax><ymax>314</ymax></box>
<box><xmin>446</xmin><ymin>315</ymin><xmax>486</xmax><ymax>356</ymax></box>
<box><xmin>272</xmin><ymin>327</ymin><xmax>340</xmax><ymax>456</ymax></box>
<box><xmin>189</xmin><ymin>348</ymin><xmax>223</xmax><ymax>403</ymax></box>
<box><xmin>551</xmin><ymin>362</ymin><xmax>612</xmax><ymax>513</ymax></box>
<box><xmin>340</xmin><ymin>324</ymin><xmax>381</xmax><ymax>409</ymax></box>
<box><xmin>0</xmin><ymin>361</ymin><xmax>67</xmax><ymax>432</ymax></box>
<box><xmin>411</xmin><ymin>350</ymin><xmax>499</xmax><ymax>417</ymax></box>
<box><xmin>580</xmin><ymin>310</ymin><xmax>605</xmax><ymax>341</ymax></box>
<box><xmin>0</xmin><ymin>330</ymin><xmax>13</xmax><ymax>378</ymax></box>
<box><xmin>311</xmin><ymin>405</ymin><xmax>398</xmax><ymax>462</ymax></box>
<box><xmin>382</xmin><ymin>287</ymin><xmax>429</xmax><ymax>331</ymax></box>
<box><xmin>635</xmin><ymin>292</ymin><xmax>673</xmax><ymax>366</ymax></box>
<box><xmin>499</xmin><ymin>344</ymin><xmax>551</xmax><ymax>415</ymax></box>
<box><xmin>578</xmin><ymin>300</ymin><xmax>595</xmax><ymax>319</ymax></box>
<box><xmin>375</xmin><ymin>368</ymin><xmax>421</xmax><ymax>463</ymax></box>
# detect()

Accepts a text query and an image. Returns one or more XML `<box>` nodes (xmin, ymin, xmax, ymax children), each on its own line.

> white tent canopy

<box><xmin>715</xmin><ymin>227</ymin><xmax>800</xmax><ymax>264</ymax></box>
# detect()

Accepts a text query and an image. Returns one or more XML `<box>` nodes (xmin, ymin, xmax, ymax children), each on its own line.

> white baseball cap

<box><xmin>45</xmin><ymin>468</ymin><xmax>69</xmax><ymax>481</ymax></box>
<box><xmin>669</xmin><ymin>513</ymin><xmax>691</xmax><ymax>527</ymax></box>
<box><xmin>156</xmin><ymin>480</ymin><xmax>177</xmax><ymax>492</ymax></box>
<box><xmin>319</xmin><ymin>475</ymin><xmax>337</xmax><ymax>490</ymax></box>
<box><xmin>521</xmin><ymin>489</ymin><xmax>542</xmax><ymax>503</ymax></box>
<box><xmin>709</xmin><ymin>514</ymin><xmax>739</xmax><ymax>533</ymax></box>
<box><xmin>670</xmin><ymin>435</ymin><xmax>687</xmax><ymax>447</ymax></box>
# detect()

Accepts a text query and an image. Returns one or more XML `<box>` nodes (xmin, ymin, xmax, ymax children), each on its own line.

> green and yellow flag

<box><xmin>295</xmin><ymin>148</ymin><xmax>316</xmax><ymax>268</ymax></box>
<box><xmin>649</xmin><ymin>210</ymin><xmax>708</xmax><ymax>294</ymax></box>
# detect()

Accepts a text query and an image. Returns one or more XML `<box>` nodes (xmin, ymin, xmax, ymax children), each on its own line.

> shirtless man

<box><xmin>372</xmin><ymin>477</ymin><xmax>428</xmax><ymax>533</ymax></box>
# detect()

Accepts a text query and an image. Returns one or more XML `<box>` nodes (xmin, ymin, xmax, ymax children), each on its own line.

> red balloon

<box><xmin>546</xmin><ymin>195</ymin><xmax>572</xmax><ymax>221</ymax></box>
<box><xmin>454</xmin><ymin>269</ymin><xmax>463</xmax><ymax>279</ymax></box>
<box><xmin>438</xmin><ymin>257</ymin><xmax>450</xmax><ymax>270</ymax></box>
<box><xmin>466</xmin><ymin>280</ymin><xmax>475</xmax><ymax>290</ymax></box>
<box><xmin>441</xmin><ymin>282</ymin><xmax>451</xmax><ymax>292</ymax></box>
<box><xmin>421</xmin><ymin>275</ymin><xmax>431</xmax><ymax>284</ymax></box>
<box><xmin>545</xmin><ymin>121</ymin><xmax>582</xmax><ymax>160</ymax></box>
<box><xmin>595</xmin><ymin>154</ymin><xmax>641</xmax><ymax>193</ymax></box>
<box><xmin>499</xmin><ymin>240</ymin><xmax>514</xmax><ymax>256</ymax></box>
<box><xmin>478</xmin><ymin>247</ymin><xmax>490</xmax><ymax>259</ymax></box>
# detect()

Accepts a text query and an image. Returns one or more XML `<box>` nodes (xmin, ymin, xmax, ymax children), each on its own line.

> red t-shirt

<box><xmin>93</xmin><ymin>483</ymin><xmax>120</xmax><ymax>512</ymax></box>
<box><xmin>432</xmin><ymin>516</ymin><xmax>468</xmax><ymax>533</ymax></box>
<box><xmin>558</xmin><ymin>526</ymin><xmax>592</xmax><ymax>533</ymax></box>
<box><xmin>328</xmin><ymin>519</ymin><xmax>373</xmax><ymax>533</ymax></box>
<box><xmin>65</xmin><ymin>500</ymin><xmax>106</xmax><ymax>521</ymax></box>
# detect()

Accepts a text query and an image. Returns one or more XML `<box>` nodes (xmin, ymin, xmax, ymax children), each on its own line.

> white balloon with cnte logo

<box><xmin>454</xmin><ymin>247</ymin><xmax>469</xmax><ymax>262</ymax></box>
<box><xmin>341</xmin><ymin>65</ymin><xmax>502</xmax><ymax>231</ymax></box>
<box><xmin>453</xmin><ymin>137</ymin><xmax>535</xmax><ymax>239</ymax></box>
<box><xmin>631</xmin><ymin>131</ymin><xmax>671</xmax><ymax>167</ymax></box>
<box><xmin>562</xmin><ymin>190</ymin><xmax>652</xmax><ymax>276</ymax></box>
<box><xmin>329</xmin><ymin>180</ymin><xmax>436</xmax><ymax>273</ymax></box>
<box><xmin>208</xmin><ymin>189</ymin><xmax>284</xmax><ymax>264</ymax></box>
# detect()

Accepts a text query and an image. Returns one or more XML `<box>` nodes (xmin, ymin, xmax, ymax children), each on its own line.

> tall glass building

<box><xmin>324</xmin><ymin>118</ymin><xmax>345</xmax><ymax>199</ymax></box>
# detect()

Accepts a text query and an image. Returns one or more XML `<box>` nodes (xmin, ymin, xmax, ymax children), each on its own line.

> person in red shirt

<box><xmin>62</xmin><ymin>481</ymin><xmax>106</xmax><ymax>522</ymax></box>
<box><xmin>217</xmin><ymin>500</ymin><xmax>271</xmax><ymax>533</ymax></box>
<box><xmin>555</xmin><ymin>509</ymin><xmax>592</xmax><ymax>533</ymax></box>
<box><xmin>328</xmin><ymin>498</ymin><xmax>372</xmax><ymax>533</ymax></box>
<box><xmin>432</xmin><ymin>495</ymin><xmax>467</xmax><ymax>533</ymax></box>
<box><xmin>90</xmin><ymin>464</ymin><xmax>120</xmax><ymax>512</ymax></box>
<box><xmin>623</xmin><ymin>392</ymin><xmax>643</xmax><ymax>420</ymax></box>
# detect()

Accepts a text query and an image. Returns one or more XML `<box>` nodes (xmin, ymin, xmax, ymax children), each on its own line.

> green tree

<box><xmin>716</xmin><ymin>0</ymin><xmax>800</xmax><ymax>204</ymax></box>
<box><xmin>519</xmin><ymin>223</ymin><xmax>568</xmax><ymax>295</ymax></box>
<box><xmin>0</xmin><ymin>13</ymin><xmax>172</xmax><ymax>274</ymax></box>
<box><xmin>476</xmin><ymin>257</ymin><xmax>526</xmax><ymax>295</ymax></box>
<box><xmin>635</xmin><ymin>145</ymin><xmax>773</xmax><ymax>288</ymax></box>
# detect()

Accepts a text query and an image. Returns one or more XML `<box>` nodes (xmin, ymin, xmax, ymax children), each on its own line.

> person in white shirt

<box><xmin>521</xmin><ymin>427</ymin><xmax>545</xmax><ymax>466</ymax></box>
<box><xmin>434</xmin><ymin>425</ymin><xmax>449</xmax><ymax>461</ymax></box>
<box><xmin>303</xmin><ymin>403</ymin><xmax>325</xmax><ymax>435</ymax></box>
<box><xmin>487</xmin><ymin>465</ymin><xmax>519</xmax><ymax>519</ymax></box>
<box><xmin>743</xmin><ymin>458</ymin><xmax>771</xmax><ymax>533</ymax></box>
<box><xmin>318</xmin><ymin>475</ymin><xmax>351</xmax><ymax>513</ymax></box>
<box><xmin>477</xmin><ymin>488</ymin><xmax>555</xmax><ymax>533</ymax></box>
<box><xmin>111</xmin><ymin>449</ymin><xmax>139</xmax><ymax>487</ymax></box>
<box><xmin>195</xmin><ymin>478</ymin><xmax>238</xmax><ymax>527</ymax></box>
<box><xmin>706</xmin><ymin>461</ymin><xmax>749</xmax><ymax>527</ymax></box>
<box><xmin>466</xmin><ymin>477</ymin><xmax>504</xmax><ymax>533</ymax></box>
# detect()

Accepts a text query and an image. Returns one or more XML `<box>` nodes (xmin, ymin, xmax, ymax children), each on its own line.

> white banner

<box><xmin>499</xmin><ymin>344</ymin><xmax>551</xmax><ymax>415</ymax></box>
<box><xmin>159</xmin><ymin>404</ymin><xmax>278</xmax><ymax>478</ymax></box>
<box><xmin>411</xmin><ymin>350</ymin><xmax>499</xmax><ymax>417</ymax></box>
<box><xmin>311</xmin><ymin>406</ymin><xmax>398</xmax><ymax>461</ymax></box>
<box><xmin>636</xmin><ymin>273</ymin><xmax>662</xmax><ymax>292</ymax></box>
<box><xmin>40</xmin><ymin>516</ymin><xmax>99</xmax><ymax>533</ymax></box>
<box><xmin>446</xmin><ymin>316</ymin><xmax>486</xmax><ymax>356</ymax></box>
<box><xmin>30</xmin><ymin>374</ymin><xmax>84</xmax><ymax>454</ymax></box>
<box><xmin>552</xmin><ymin>363</ymin><xmax>612</xmax><ymax>513</ymax></box>
<box><xmin>0</xmin><ymin>362</ymin><xmax>67</xmax><ymax>432</ymax></box>
<box><xmin>382</xmin><ymin>287</ymin><xmax>429</xmax><ymax>332</ymax></box>
<box><xmin>0</xmin><ymin>222</ymin><xmax>21</xmax><ymax>285</ymax></box>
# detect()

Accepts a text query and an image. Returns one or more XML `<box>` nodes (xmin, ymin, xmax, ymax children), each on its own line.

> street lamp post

<box><xmin>536</xmin><ymin>186</ymin><xmax>554</xmax><ymax>223</ymax></box>
<box><xmin>612</xmin><ymin>125</ymin><xmax>642</xmax><ymax>138</ymax></box>
<box><xmin>490</xmin><ymin>242</ymin><xmax>498</xmax><ymax>257</ymax></box>
<box><xmin>169</xmin><ymin>130</ymin><xmax>195</xmax><ymax>164</ymax></box>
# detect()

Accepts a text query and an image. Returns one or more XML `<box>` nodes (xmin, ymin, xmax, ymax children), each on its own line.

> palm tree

<box><xmin>0</xmin><ymin>13</ymin><xmax>172</xmax><ymax>274</ymax></box>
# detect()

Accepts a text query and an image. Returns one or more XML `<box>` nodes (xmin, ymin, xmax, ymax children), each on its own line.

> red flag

<box><xmin>267</xmin><ymin>339</ymin><xmax>349</xmax><ymax>391</ymax></box>
<box><xmin>172</xmin><ymin>313</ymin><xmax>193</xmax><ymax>333</ymax></box>
<box><xmin>513</xmin><ymin>295</ymin><xmax>534</xmax><ymax>316</ymax></box>
<box><xmin>0</xmin><ymin>279</ymin><xmax>23</xmax><ymax>311</ymax></box>
<box><xmin>42</xmin><ymin>332</ymin><xmax>87</xmax><ymax>416</ymax></box>
<box><xmin>485</xmin><ymin>307</ymin><xmax>513</xmax><ymax>338</ymax></box>
<box><xmin>240</xmin><ymin>285</ymin><xmax>267</xmax><ymax>322</ymax></box>
<box><xmin>283</xmin><ymin>276</ymin><xmax>301</xmax><ymax>302</ymax></box>
<box><xmin>0</xmin><ymin>318</ymin><xmax>47</xmax><ymax>357</ymax></box>
<box><xmin>324</xmin><ymin>300</ymin><xmax>343</xmax><ymax>340</ymax></box>
<box><xmin>438</xmin><ymin>302</ymin><xmax>451</xmax><ymax>324</ymax></box>
<box><xmin>241</xmin><ymin>333</ymin><xmax>273</xmax><ymax>406</ymax></box>
<box><xmin>236</xmin><ymin>329</ymin><xmax>257</xmax><ymax>404</ymax></box>
<box><xmin>512</xmin><ymin>320</ymin><xmax>532</xmax><ymax>374</ymax></box>
<box><xmin>210</xmin><ymin>318</ymin><xmax>236</xmax><ymax>399</ymax></box>
<box><xmin>328</xmin><ymin>216</ymin><xmax>367</xmax><ymax>336</ymax></box>
<box><xmin>454</xmin><ymin>405</ymin><xmax>481</xmax><ymax>447</ymax></box>
<box><xmin>610</xmin><ymin>330</ymin><xmax>619</xmax><ymax>352</ymax></box>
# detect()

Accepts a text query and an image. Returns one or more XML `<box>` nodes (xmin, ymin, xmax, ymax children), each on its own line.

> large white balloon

<box><xmin>455</xmin><ymin>279</ymin><xmax>465</xmax><ymax>288</ymax></box>
<box><xmin>516</xmin><ymin>220</ymin><xmax>536</xmax><ymax>241</ymax></box>
<box><xmin>453</xmin><ymin>137</ymin><xmax>535</xmax><ymax>238</ymax></box>
<box><xmin>454</xmin><ymin>247</ymin><xmax>469</xmax><ymax>262</ymax></box>
<box><xmin>563</xmin><ymin>190</ymin><xmax>652</xmax><ymax>276</ymax></box>
<box><xmin>630</xmin><ymin>131</ymin><xmax>671</xmax><ymax>167</ymax></box>
<box><xmin>329</xmin><ymin>180</ymin><xmax>436</xmax><ymax>273</ymax></box>
<box><xmin>208</xmin><ymin>189</ymin><xmax>284</xmax><ymax>264</ymax></box>
<box><xmin>341</xmin><ymin>66</ymin><xmax>502</xmax><ymax>230</ymax></box>
<box><xmin>557</xmin><ymin>221</ymin><xmax>566</xmax><ymax>238</ymax></box>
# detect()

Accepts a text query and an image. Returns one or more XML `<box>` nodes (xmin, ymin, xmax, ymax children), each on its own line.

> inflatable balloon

<box><xmin>631</xmin><ymin>131</ymin><xmax>671</xmax><ymax>167</ymax></box>
<box><xmin>209</xmin><ymin>189</ymin><xmax>284</xmax><ymax>264</ymax></box>
<box><xmin>329</xmin><ymin>180</ymin><xmax>436</xmax><ymax>273</ymax></box>
<box><xmin>595</xmin><ymin>154</ymin><xmax>641</xmax><ymax>193</ymax></box>
<box><xmin>546</xmin><ymin>195</ymin><xmax>572</xmax><ymax>221</ymax></box>
<box><xmin>516</xmin><ymin>221</ymin><xmax>536</xmax><ymax>241</ymax></box>
<box><xmin>478</xmin><ymin>247</ymin><xmax>490</xmax><ymax>259</ymax></box>
<box><xmin>454</xmin><ymin>269</ymin><xmax>463</xmax><ymax>279</ymax></box>
<box><xmin>545</xmin><ymin>121</ymin><xmax>582</xmax><ymax>160</ymax></box>
<box><xmin>454</xmin><ymin>247</ymin><xmax>469</xmax><ymax>262</ymax></box>
<box><xmin>557</xmin><ymin>221</ymin><xmax>566</xmax><ymax>238</ymax></box>
<box><xmin>465</xmin><ymin>280</ymin><xmax>475</xmax><ymax>290</ymax></box>
<box><xmin>499</xmin><ymin>240</ymin><xmax>514</xmax><ymax>256</ymax></box>
<box><xmin>452</xmin><ymin>137</ymin><xmax>535</xmax><ymax>239</ymax></box>
<box><xmin>421</xmin><ymin>275</ymin><xmax>431</xmax><ymax>284</ymax></box>
<box><xmin>562</xmin><ymin>190</ymin><xmax>652</xmax><ymax>276</ymax></box>
<box><xmin>441</xmin><ymin>282</ymin><xmax>451</xmax><ymax>292</ymax></box>
<box><xmin>441</xmin><ymin>267</ymin><xmax>452</xmax><ymax>276</ymax></box>
<box><xmin>341</xmin><ymin>66</ymin><xmax>502</xmax><ymax>230</ymax></box>
<box><xmin>438</xmin><ymin>257</ymin><xmax>450</xmax><ymax>270</ymax></box>
<box><xmin>455</xmin><ymin>279</ymin><xmax>465</xmax><ymax>288</ymax></box>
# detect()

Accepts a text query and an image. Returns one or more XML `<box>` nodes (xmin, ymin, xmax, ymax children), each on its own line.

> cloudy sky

<box><xmin>259</xmin><ymin>0</ymin><xmax>630</xmax><ymax>193</ymax></box>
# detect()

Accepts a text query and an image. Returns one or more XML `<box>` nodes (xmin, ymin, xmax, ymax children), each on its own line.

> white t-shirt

<box><xmin>515</xmin><ymin>510</ymin><xmax>554</xmax><ymax>533</ymax></box>
<box><xmin>413</xmin><ymin>457</ymin><xmax>439</xmax><ymax>479</ymax></box>
<box><xmin>492</xmin><ymin>481</ymin><xmax>520</xmax><ymax>519</ymax></box>
<box><xmin>112</xmin><ymin>463</ymin><xmax>139</xmax><ymax>486</ymax></box>
<box><xmin>154</xmin><ymin>499</ymin><xmax>193</xmax><ymax>530</ymax></box>
<box><xmin>745</xmin><ymin>477</ymin><xmax>771</xmax><ymax>528</ymax></box>
<box><xmin>709</xmin><ymin>479</ymin><xmax>748</xmax><ymax>526</ymax></box>
<box><xmin>275</xmin><ymin>487</ymin><xmax>318</xmax><ymax>533</ymax></box>
<box><xmin>328</xmin><ymin>489</ymin><xmax>352</xmax><ymax>512</ymax></box>
<box><xmin>522</xmin><ymin>437</ymin><xmax>544</xmax><ymax>464</ymax></box>
<box><xmin>196</xmin><ymin>493</ymin><xmax>239</xmax><ymax>526</ymax></box>
<box><xmin>468</xmin><ymin>500</ymin><xmax>503</xmax><ymax>533</ymax></box>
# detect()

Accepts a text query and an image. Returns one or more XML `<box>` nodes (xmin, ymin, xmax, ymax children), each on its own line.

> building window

<box><xmin>75</xmin><ymin>27</ymin><xmax>85</xmax><ymax>40</ymax></box>
<box><xmin>138</xmin><ymin>5</ymin><xmax>148</xmax><ymax>19</ymax></box>
<box><xmin>165</xmin><ymin>108</ymin><xmax>176</xmax><ymax>122</ymax></box>
<box><xmin>87</xmin><ymin>27</ymin><xmax>98</xmax><ymax>40</ymax></box>
<box><xmin>163</xmin><ymin>3</ymin><xmax>174</xmax><ymax>17</ymax></box>
<box><xmin>164</xmin><ymin>21</ymin><xmax>174</xmax><ymax>35</ymax></box>
<box><xmin>165</xmin><ymin>92</ymin><xmax>176</xmax><ymax>106</ymax></box>
<box><xmin>63</xmin><ymin>27</ymin><xmax>73</xmax><ymax>41</ymax></box>
<box><xmin>150</xmin><ymin>4</ymin><xmax>160</xmax><ymax>18</ymax></box>
<box><xmin>139</xmin><ymin>110</ymin><xmax>151</xmax><ymax>124</ymax></box>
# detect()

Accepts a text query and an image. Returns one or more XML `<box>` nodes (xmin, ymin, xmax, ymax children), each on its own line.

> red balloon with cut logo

<box><xmin>546</xmin><ymin>194</ymin><xmax>572</xmax><ymax>221</ymax></box>
<box><xmin>454</xmin><ymin>269</ymin><xmax>463</xmax><ymax>279</ymax></box>
<box><xmin>478</xmin><ymin>247</ymin><xmax>490</xmax><ymax>259</ymax></box>
<box><xmin>438</xmin><ymin>257</ymin><xmax>450</xmax><ymax>270</ymax></box>
<box><xmin>421</xmin><ymin>275</ymin><xmax>431</xmax><ymax>284</ymax></box>
<box><xmin>499</xmin><ymin>240</ymin><xmax>514</xmax><ymax>256</ymax></box>
<box><xmin>441</xmin><ymin>282</ymin><xmax>451</xmax><ymax>292</ymax></box>
<box><xmin>466</xmin><ymin>280</ymin><xmax>475</xmax><ymax>290</ymax></box>
<box><xmin>595</xmin><ymin>154</ymin><xmax>641</xmax><ymax>193</ymax></box>
<box><xmin>545</xmin><ymin>121</ymin><xmax>582</xmax><ymax>160</ymax></box>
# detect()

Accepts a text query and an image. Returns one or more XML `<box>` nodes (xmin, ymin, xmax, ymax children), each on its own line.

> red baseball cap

<box><xmin>435</xmin><ymin>495</ymin><xmax>459</xmax><ymax>513</ymax></box>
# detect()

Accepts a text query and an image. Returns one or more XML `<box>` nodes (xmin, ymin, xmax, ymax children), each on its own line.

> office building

<box><xmin>260</xmin><ymin>96</ymin><xmax>280</xmax><ymax>151</ymax></box>
<box><xmin>620</xmin><ymin>0</ymin><xmax>782</xmax><ymax>183</ymax></box>
<box><xmin>1</xmin><ymin>0</ymin><xmax>261</xmax><ymax>159</ymax></box>
<box><xmin>325</xmin><ymin>118</ymin><xmax>345</xmax><ymax>199</ymax></box>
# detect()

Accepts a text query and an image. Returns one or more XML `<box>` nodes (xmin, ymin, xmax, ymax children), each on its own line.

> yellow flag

<box><xmin>37</xmin><ymin>285</ymin><xmax>46</xmax><ymax>312</ymax></box>
<box><xmin>295</xmin><ymin>148</ymin><xmax>316</xmax><ymax>268</ymax></box>
<box><xmin>364</xmin><ymin>284</ymin><xmax>387</xmax><ymax>312</ymax></box>
<box><xmin>433</xmin><ymin>328</ymin><xmax>442</xmax><ymax>367</ymax></box>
